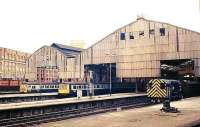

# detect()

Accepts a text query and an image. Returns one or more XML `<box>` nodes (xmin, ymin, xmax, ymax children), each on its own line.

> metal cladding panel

<box><xmin>117</xmin><ymin>18</ymin><xmax>199</xmax><ymax>77</ymax></box>
<box><xmin>26</xmin><ymin>18</ymin><xmax>200</xmax><ymax>80</ymax></box>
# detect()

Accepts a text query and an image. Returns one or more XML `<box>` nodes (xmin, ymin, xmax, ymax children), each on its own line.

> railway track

<box><xmin>0</xmin><ymin>96</ymin><xmax>152</xmax><ymax>127</ymax></box>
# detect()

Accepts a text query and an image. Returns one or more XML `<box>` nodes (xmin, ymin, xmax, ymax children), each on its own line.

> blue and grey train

<box><xmin>58</xmin><ymin>82</ymin><xmax>110</xmax><ymax>96</ymax></box>
<box><xmin>20</xmin><ymin>82</ymin><xmax>59</xmax><ymax>93</ymax></box>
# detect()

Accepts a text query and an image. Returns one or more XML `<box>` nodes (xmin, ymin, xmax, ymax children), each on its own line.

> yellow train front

<box><xmin>58</xmin><ymin>83</ymin><xmax>72</xmax><ymax>96</ymax></box>
<box><xmin>147</xmin><ymin>79</ymin><xmax>182</xmax><ymax>102</ymax></box>
<box><xmin>58</xmin><ymin>83</ymin><xmax>111</xmax><ymax>97</ymax></box>
<box><xmin>58</xmin><ymin>83</ymin><xmax>84</xmax><ymax>97</ymax></box>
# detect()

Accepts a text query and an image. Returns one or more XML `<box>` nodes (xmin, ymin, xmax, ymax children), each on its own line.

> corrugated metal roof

<box><xmin>51</xmin><ymin>43</ymin><xmax>83</xmax><ymax>57</ymax></box>
<box><xmin>51</xmin><ymin>43</ymin><xmax>83</xmax><ymax>52</ymax></box>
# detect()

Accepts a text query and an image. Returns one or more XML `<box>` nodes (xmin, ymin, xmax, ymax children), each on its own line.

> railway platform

<box><xmin>0</xmin><ymin>93</ymin><xmax>146</xmax><ymax>110</ymax></box>
<box><xmin>0</xmin><ymin>93</ymin><xmax>148</xmax><ymax>127</ymax></box>
<box><xmin>0</xmin><ymin>93</ymin><xmax>58</xmax><ymax>103</ymax></box>
<box><xmin>40</xmin><ymin>96</ymin><xmax>200</xmax><ymax>127</ymax></box>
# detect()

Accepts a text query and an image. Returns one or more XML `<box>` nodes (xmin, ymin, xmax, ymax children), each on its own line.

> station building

<box><xmin>0</xmin><ymin>47</ymin><xmax>30</xmax><ymax>80</ymax></box>
<box><xmin>26</xmin><ymin>17</ymin><xmax>200</xmax><ymax>90</ymax></box>
<box><xmin>25</xmin><ymin>43</ymin><xmax>83</xmax><ymax>83</ymax></box>
<box><xmin>75</xmin><ymin>17</ymin><xmax>200</xmax><ymax>88</ymax></box>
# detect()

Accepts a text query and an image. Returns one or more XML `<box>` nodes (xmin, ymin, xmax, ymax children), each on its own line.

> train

<box><xmin>19</xmin><ymin>81</ymin><xmax>136</xmax><ymax>95</ymax></box>
<box><xmin>147</xmin><ymin>79</ymin><xmax>182</xmax><ymax>102</ymax></box>
<box><xmin>58</xmin><ymin>83</ymin><xmax>110</xmax><ymax>96</ymax></box>
<box><xmin>0</xmin><ymin>79</ymin><xmax>21</xmax><ymax>92</ymax></box>
<box><xmin>20</xmin><ymin>82</ymin><xmax>59</xmax><ymax>93</ymax></box>
<box><xmin>58</xmin><ymin>82</ymin><xmax>136</xmax><ymax>96</ymax></box>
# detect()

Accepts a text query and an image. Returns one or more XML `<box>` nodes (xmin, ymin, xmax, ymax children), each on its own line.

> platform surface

<box><xmin>39</xmin><ymin>97</ymin><xmax>200</xmax><ymax>127</ymax></box>
<box><xmin>0</xmin><ymin>93</ymin><xmax>146</xmax><ymax>111</ymax></box>
<box><xmin>0</xmin><ymin>92</ymin><xmax>58</xmax><ymax>98</ymax></box>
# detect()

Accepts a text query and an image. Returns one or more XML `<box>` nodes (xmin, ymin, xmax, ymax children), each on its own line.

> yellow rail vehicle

<box><xmin>19</xmin><ymin>84</ymin><xmax>28</xmax><ymax>93</ymax></box>
<box><xmin>147</xmin><ymin>79</ymin><xmax>167</xmax><ymax>98</ymax></box>
<box><xmin>58</xmin><ymin>83</ymin><xmax>70</xmax><ymax>95</ymax></box>
<box><xmin>147</xmin><ymin>79</ymin><xmax>182</xmax><ymax>101</ymax></box>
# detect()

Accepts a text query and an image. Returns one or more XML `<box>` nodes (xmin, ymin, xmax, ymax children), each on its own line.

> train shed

<box><xmin>26</xmin><ymin>17</ymin><xmax>200</xmax><ymax>91</ymax></box>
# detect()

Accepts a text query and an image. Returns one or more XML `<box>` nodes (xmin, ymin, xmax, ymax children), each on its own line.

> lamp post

<box><xmin>105</xmin><ymin>53</ymin><xmax>116</xmax><ymax>96</ymax></box>
<box><xmin>109</xmin><ymin>62</ymin><xmax>111</xmax><ymax>96</ymax></box>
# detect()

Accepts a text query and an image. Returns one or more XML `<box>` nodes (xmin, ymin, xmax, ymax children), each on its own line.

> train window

<box><xmin>160</xmin><ymin>83</ymin><xmax>165</xmax><ymax>89</ymax></box>
<box><xmin>73</xmin><ymin>85</ymin><xmax>76</xmax><ymax>89</ymax></box>
<box><xmin>79</xmin><ymin>85</ymin><xmax>81</xmax><ymax>89</ymax></box>
<box><xmin>148</xmin><ymin>83</ymin><xmax>152</xmax><ymax>88</ymax></box>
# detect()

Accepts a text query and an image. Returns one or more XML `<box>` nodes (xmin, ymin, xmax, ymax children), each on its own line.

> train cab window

<box><xmin>160</xmin><ymin>83</ymin><xmax>165</xmax><ymax>89</ymax></box>
<box><xmin>84</xmin><ymin>85</ymin><xmax>87</xmax><ymax>89</ymax></box>
<box><xmin>148</xmin><ymin>83</ymin><xmax>152</xmax><ymax>88</ymax></box>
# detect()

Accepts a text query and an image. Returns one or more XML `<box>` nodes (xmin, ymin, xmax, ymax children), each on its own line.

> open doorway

<box><xmin>84</xmin><ymin>63</ymin><xmax>116</xmax><ymax>84</ymax></box>
<box><xmin>160</xmin><ymin>59</ymin><xmax>194</xmax><ymax>78</ymax></box>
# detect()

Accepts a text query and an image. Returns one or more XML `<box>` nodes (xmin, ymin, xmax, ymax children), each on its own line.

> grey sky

<box><xmin>0</xmin><ymin>0</ymin><xmax>199</xmax><ymax>53</ymax></box>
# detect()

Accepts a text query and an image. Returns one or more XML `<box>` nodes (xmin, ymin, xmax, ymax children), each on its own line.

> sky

<box><xmin>0</xmin><ymin>0</ymin><xmax>200</xmax><ymax>53</ymax></box>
